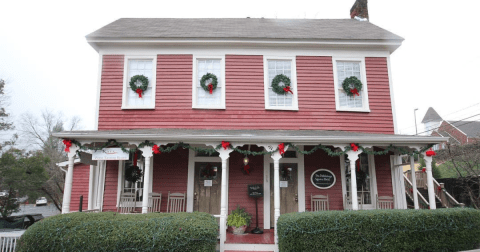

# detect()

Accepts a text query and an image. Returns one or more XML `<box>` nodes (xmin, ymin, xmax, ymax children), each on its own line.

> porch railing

<box><xmin>404</xmin><ymin>170</ymin><xmax>464</xmax><ymax>208</ymax></box>
<box><xmin>0</xmin><ymin>230</ymin><xmax>25</xmax><ymax>252</ymax></box>
<box><xmin>403</xmin><ymin>174</ymin><xmax>429</xmax><ymax>209</ymax></box>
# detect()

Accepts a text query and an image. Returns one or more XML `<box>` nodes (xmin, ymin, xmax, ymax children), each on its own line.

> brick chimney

<box><xmin>350</xmin><ymin>0</ymin><xmax>369</xmax><ymax>21</ymax></box>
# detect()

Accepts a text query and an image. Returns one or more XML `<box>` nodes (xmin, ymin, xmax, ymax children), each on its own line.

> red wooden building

<box><xmin>54</xmin><ymin>6</ymin><xmax>446</xmax><ymax>252</ymax></box>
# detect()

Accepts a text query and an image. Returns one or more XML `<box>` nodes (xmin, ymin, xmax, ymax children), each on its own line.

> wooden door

<box><xmin>194</xmin><ymin>162</ymin><xmax>221</xmax><ymax>215</ymax></box>
<box><xmin>270</xmin><ymin>163</ymin><xmax>298</xmax><ymax>227</ymax></box>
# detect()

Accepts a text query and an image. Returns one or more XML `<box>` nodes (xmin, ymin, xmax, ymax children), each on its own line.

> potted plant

<box><xmin>227</xmin><ymin>206</ymin><xmax>252</xmax><ymax>235</ymax></box>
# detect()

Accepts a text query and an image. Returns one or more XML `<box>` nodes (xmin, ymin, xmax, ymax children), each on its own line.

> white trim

<box><xmin>310</xmin><ymin>169</ymin><xmax>336</xmax><ymax>189</ymax></box>
<box><xmin>88</xmin><ymin>165</ymin><xmax>95</xmax><ymax>210</ymax></box>
<box><xmin>390</xmin><ymin>156</ymin><xmax>397</xmax><ymax>208</ymax></box>
<box><xmin>94</xmin><ymin>54</ymin><xmax>103</xmax><ymax>130</ymax></box>
<box><xmin>368</xmin><ymin>154</ymin><xmax>378</xmax><ymax>207</ymax></box>
<box><xmin>263</xmin><ymin>56</ymin><xmax>299</xmax><ymax>111</ymax></box>
<box><xmin>340</xmin><ymin>154</ymin><xmax>347</xmax><ymax>207</ymax></box>
<box><xmin>97</xmin><ymin>160</ymin><xmax>107</xmax><ymax>211</ymax></box>
<box><xmin>116</xmin><ymin>161</ymin><xmax>124</xmax><ymax>207</ymax></box>
<box><xmin>192</xmin><ymin>55</ymin><xmax>226</xmax><ymax>109</ymax></box>
<box><xmin>386</xmin><ymin>56</ymin><xmax>398</xmax><ymax>134</ymax></box>
<box><xmin>332</xmin><ymin>57</ymin><xmax>371</xmax><ymax>112</ymax></box>
<box><xmin>121</xmin><ymin>55</ymin><xmax>157</xmax><ymax>109</ymax></box>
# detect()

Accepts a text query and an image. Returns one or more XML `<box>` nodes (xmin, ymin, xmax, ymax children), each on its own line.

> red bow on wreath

<box><xmin>350</xmin><ymin>88</ymin><xmax>360</xmax><ymax>97</ymax></box>
<box><xmin>278</xmin><ymin>143</ymin><xmax>285</xmax><ymax>155</ymax></box>
<box><xmin>426</xmin><ymin>149</ymin><xmax>436</xmax><ymax>157</ymax></box>
<box><xmin>221</xmin><ymin>141</ymin><xmax>230</xmax><ymax>150</ymax></box>
<box><xmin>152</xmin><ymin>145</ymin><xmax>161</xmax><ymax>154</ymax></box>
<box><xmin>350</xmin><ymin>143</ymin><xmax>359</xmax><ymax>152</ymax></box>
<box><xmin>208</xmin><ymin>84</ymin><xmax>213</xmax><ymax>94</ymax></box>
<box><xmin>136</xmin><ymin>88</ymin><xmax>143</xmax><ymax>98</ymax></box>
<box><xmin>283</xmin><ymin>86</ymin><xmax>293</xmax><ymax>94</ymax></box>
<box><xmin>243</xmin><ymin>164</ymin><xmax>250</xmax><ymax>175</ymax></box>
<box><xmin>63</xmin><ymin>139</ymin><xmax>72</xmax><ymax>152</ymax></box>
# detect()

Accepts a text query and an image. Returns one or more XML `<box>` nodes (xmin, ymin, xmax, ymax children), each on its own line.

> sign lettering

<box><xmin>310</xmin><ymin>169</ymin><xmax>336</xmax><ymax>189</ymax></box>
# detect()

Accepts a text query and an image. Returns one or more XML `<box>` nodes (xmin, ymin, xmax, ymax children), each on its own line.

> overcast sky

<box><xmin>1</xmin><ymin>0</ymin><xmax>479</xmax><ymax>139</ymax></box>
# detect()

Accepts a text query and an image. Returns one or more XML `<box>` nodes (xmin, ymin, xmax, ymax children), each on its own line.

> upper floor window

<box><xmin>263</xmin><ymin>57</ymin><xmax>298</xmax><ymax>110</ymax></box>
<box><xmin>333</xmin><ymin>59</ymin><xmax>370</xmax><ymax>112</ymax></box>
<box><xmin>192</xmin><ymin>56</ymin><xmax>225</xmax><ymax>109</ymax></box>
<box><xmin>122</xmin><ymin>56</ymin><xmax>157</xmax><ymax>109</ymax></box>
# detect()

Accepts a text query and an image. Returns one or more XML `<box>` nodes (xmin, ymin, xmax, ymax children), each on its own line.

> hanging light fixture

<box><xmin>243</xmin><ymin>145</ymin><xmax>251</xmax><ymax>166</ymax></box>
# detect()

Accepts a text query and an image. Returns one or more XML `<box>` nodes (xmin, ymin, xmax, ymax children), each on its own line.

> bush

<box><xmin>17</xmin><ymin>211</ymin><xmax>218</xmax><ymax>252</ymax></box>
<box><xmin>277</xmin><ymin>208</ymin><xmax>480</xmax><ymax>252</ymax></box>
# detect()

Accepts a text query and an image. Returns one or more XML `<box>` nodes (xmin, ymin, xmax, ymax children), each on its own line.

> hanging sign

<box><xmin>310</xmin><ymin>169</ymin><xmax>336</xmax><ymax>189</ymax></box>
<box><xmin>92</xmin><ymin>148</ymin><xmax>130</xmax><ymax>160</ymax></box>
<box><xmin>248</xmin><ymin>184</ymin><xmax>263</xmax><ymax>198</ymax></box>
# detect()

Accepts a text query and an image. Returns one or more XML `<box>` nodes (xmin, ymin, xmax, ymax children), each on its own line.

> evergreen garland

<box><xmin>271</xmin><ymin>74</ymin><xmax>292</xmax><ymax>95</ymax></box>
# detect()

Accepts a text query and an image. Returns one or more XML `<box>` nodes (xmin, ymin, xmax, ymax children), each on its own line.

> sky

<box><xmin>0</xmin><ymin>0</ymin><xmax>479</xmax><ymax>140</ymax></box>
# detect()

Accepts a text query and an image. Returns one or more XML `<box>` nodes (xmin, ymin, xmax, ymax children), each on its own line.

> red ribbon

<box><xmin>283</xmin><ymin>86</ymin><xmax>293</xmax><ymax>94</ymax></box>
<box><xmin>133</xmin><ymin>152</ymin><xmax>138</xmax><ymax>167</ymax></box>
<box><xmin>409</xmin><ymin>188</ymin><xmax>413</xmax><ymax>193</ymax></box>
<box><xmin>63</xmin><ymin>139</ymin><xmax>72</xmax><ymax>153</ymax></box>
<box><xmin>152</xmin><ymin>145</ymin><xmax>161</xmax><ymax>154</ymax></box>
<box><xmin>278</xmin><ymin>143</ymin><xmax>285</xmax><ymax>155</ymax></box>
<box><xmin>208</xmin><ymin>84</ymin><xmax>213</xmax><ymax>94</ymax></box>
<box><xmin>221</xmin><ymin>141</ymin><xmax>230</xmax><ymax>150</ymax></box>
<box><xmin>437</xmin><ymin>186</ymin><xmax>442</xmax><ymax>191</ymax></box>
<box><xmin>350</xmin><ymin>143</ymin><xmax>359</xmax><ymax>152</ymax></box>
<box><xmin>243</xmin><ymin>164</ymin><xmax>250</xmax><ymax>175</ymax></box>
<box><xmin>136</xmin><ymin>88</ymin><xmax>143</xmax><ymax>98</ymax></box>
<box><xmin>356</xmin><ymin>159</ymin><xmax>361</xmax><ymax>172</ymax></box>
<box><xmin>426</xmin><ymin>149</ymin><xmax>436</xmax><ymax>157</ymax></box>
<box><xmin>422</xmin><ymin>168</ymin><xmax>426</xmax><ymax>173</ymax></box>
<box><xmin>350</xmin><ymin>88</ymin><xmax>359</xmax><ymax>97</ymax></box>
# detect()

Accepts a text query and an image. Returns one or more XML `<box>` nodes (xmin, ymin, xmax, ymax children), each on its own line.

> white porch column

<box><xmin>140</xmin><ymin>146</ymin><xmax>154</xmax><ymax>214</ymax></box>
<box><xmin>424</xmin><ymin>154</ymin><xmax>436</xmax><ymax>209</ymax></box>
<box><xmin>62</xmin><ymin>144</ymin><xmax>79</xmax><ymax>214</ymax></box>
<box><xmin>96</xmin><ymin>161</ymin><xmax>106</xmax><ymax>211</ymax></box>
<box><xmin>271</xmin><ymin>151</ymin><xmax>282</xmax><ymax>244</ymax></box>
<box><xmin>88</xmin><ymin>164</ymin><xmax>95</xmax><ymax>210</ymax></box>
<box><xmin>217</xmin><ymin>147</ymin><xmax>233</xmax><ymax>251</ymax></box>
<box><xmin>410</xmin><ymin>156</ymin><xmax>419</xmax><ymax>209</ymax></box>
<box><xmin>346</xmin><ymin>149</ymin><xmax>362</xmax><ymax>210</ymax></box>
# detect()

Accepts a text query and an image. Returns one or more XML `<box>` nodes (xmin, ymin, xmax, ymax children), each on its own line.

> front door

<box><xmin>194</xmin><ymin>162</ymin><xmax>221</xmax><ymax>215</ymax></box>
<box><xmin>270</xmin><ymin>163</ymin><xmax>298</xmax><ymax>227</ymax></box>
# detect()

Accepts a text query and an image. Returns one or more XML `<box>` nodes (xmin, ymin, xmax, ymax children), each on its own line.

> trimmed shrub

<box><xmin>17</xmin><ymin>211</ymin><xmax>218</xmax><ymax>252</ymax></box>
<box><xmin>277</xmin><ymin>208</ymin><xmax>480</xmax><ymax>252</ymax></box>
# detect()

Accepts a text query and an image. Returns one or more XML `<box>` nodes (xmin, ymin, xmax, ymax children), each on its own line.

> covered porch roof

<box><xmin>53</xmin><ymin>128</ymin><xmax>446</xmax><ymax>146</ymax></box>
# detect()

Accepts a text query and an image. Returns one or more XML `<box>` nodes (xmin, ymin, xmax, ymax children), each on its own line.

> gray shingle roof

<box><xmin>448</xmin><ymin>121</ymin><xmax>480</xmax><ymax>138</ymax></box>
<box><xmin>421</xmin><ymin>107</ymin><xmax>443</xmax><ymax>124</ymax></box>
<box><xmin>86</xmin><ymin>18</ymin><xmax>403</xmax><ymax>41</ymax></box>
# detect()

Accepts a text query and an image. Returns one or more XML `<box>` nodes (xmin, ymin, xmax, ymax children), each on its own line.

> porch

<box><xmin>53</xmin><ymin>128</ymin><xmax>446</xmax><ymax>252</ymax></box>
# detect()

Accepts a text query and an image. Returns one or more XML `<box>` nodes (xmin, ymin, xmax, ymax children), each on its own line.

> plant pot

<box><xmin>232</xmin><ymin>225</ymin><xmax>247</xmax><ymax>235</ymax></box>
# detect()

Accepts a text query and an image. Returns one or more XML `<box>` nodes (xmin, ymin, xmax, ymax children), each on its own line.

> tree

<box><xmin>0</xmin><ymin>149</ymin><xmax>49</xmax><ymax>218</ymax></box>
<box><xmin>436</xmin><ymin>141</ymin><xmax>480</xmax><ymax>209</ymax></box>
<box><xmin>18</xmin><ymin>110</ymin><xmax>81</xmax><ymax>211</ymax></box>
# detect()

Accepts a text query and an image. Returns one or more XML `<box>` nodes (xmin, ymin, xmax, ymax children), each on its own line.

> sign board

<box><xmin>248</xmin><ymin>184</ymin><xmax>263</xmax><ymax>198</ymax></box>
<box><xmin>204</xmin><ymin>180</ymin><xmax>213</xmax><ymax>187</ymax></box>
<box><xmin>280</xmin><ymin>181</ymin><xmax>288</xmax><ymax>188</ymax></box>
<box><xmin>92</xmin><ymin>148</ymin><xmax>130</xmax><ymax>161</ymax></box>
<box><xmin>310</xmin><ymin>169</ymin><xmax>336</xmax><ymax>189</ymax></box>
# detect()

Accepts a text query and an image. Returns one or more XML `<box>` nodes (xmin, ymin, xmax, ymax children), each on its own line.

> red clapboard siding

<box><xmin>97</xmin><ymin>55</ymin><xmax>393</xmax><ymax>134</ymax></box>
<box><xmin>228</xmin><ymin>146</ymin><xmax>264</xmax><ymax>229</ymax></box>
<box><xmin>102</xmin><ymin>160</ymin><xmax>119</xmax><ymax>212</ymax></box>
<box><xmin>304</xmin><ymin>147</ymin><xmax>343</xmax><ymax>210</ymax></box>
<box><xmin>70</xmin><ymin>164</ymin><xmax>89</xmax><ymax>211</ymax></box>
<box><xmin>375</xmin><ymin>154</ymin><xmax>393</xmax><ymax>197</ymax></box>
<box><xmin>151</xmin><ymin>148</ymin><xmax>189</xmax><ymax>212</ymax></box>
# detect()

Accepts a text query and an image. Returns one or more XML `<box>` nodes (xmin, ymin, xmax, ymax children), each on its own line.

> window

<box><xmin>193</xmin><ymin>57</ymin><xmax>225</xmax><ymax>109</ymax></box>
<box><xmin>264</xmin><ymin>57</ymin><xmax>298</xmax><ymax>110</ymax></box>
<box><xmin>333</xmin><ymin>59</ymin><xmax>370</xmax><ymax>112</ymax></box>
<box><xmin>122</xmin><ymin>56</ymin><xmax>157</xmax><ymax>109</ymax></box>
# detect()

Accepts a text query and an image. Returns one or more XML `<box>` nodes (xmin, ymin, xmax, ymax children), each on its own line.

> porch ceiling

<box><xmin>52</xmin><ymin>128</ymin><xmax>446</xmax><ymax>146</ymax></box>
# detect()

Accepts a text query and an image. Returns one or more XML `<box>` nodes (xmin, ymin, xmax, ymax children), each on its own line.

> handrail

<box><xmin>403</xmin><ymin>175</ymin><xmax>429</xmax><ymax>209</ymax></box>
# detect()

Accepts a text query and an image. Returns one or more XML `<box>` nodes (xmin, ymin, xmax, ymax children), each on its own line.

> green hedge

<box><xmin>17</xmin><ymin>212</ymin><xmax>218</xmax><ymax>252</ymax></box>
<box><xmin>277</xmin><ymin>208</ymin><xmax>480</xmax><ymax>252</ymax></box>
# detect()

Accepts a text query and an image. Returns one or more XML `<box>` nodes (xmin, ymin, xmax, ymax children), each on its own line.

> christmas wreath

<box><xmin>129</xmin><ymin>75</ymin><xmax>149</xmax><ymax>98</ymax></box>
<box><xmin>201</xmin><ymin>163</ymin><xmax>216</xmax><ymax>179</ymax></box>
<box><xmin>125</xmin><ymin>165</ymin><xmax>143</xmax><ymax>183</ymax></box>
<box><xmin>271</xmin><ymin>74</ymin><xmax>293</xmax><ymax>95</ymax></box>
<box><xmin>200</xmin><ymin>73</ymin><xmax>218</xmax><ymax>94</ymax></box>
<box><xmin>342</xmin><ymin>76</ymin><xmax>363</xmax><ymax>97</ymax></box>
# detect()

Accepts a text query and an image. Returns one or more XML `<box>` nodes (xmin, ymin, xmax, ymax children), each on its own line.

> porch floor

<box><xmin>225</xmin><ymin>229</ymin><xmax>274</xmax><ymax>244</ymax></box>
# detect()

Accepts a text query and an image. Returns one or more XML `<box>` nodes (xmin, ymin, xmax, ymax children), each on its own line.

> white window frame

<box><xmin>263</xmin><ymin>56</ymin><xmax>299</xmax><ymax>111</ymax></box>
<box><xmin>332</xmin><ymin>57</ymin><xmax>370</xmax><ymax>112</ymax></box>
<box><xmin>121</xmin><ymin>55</ymin><xmax>157</xmax><ymax>109</ymax></box>
<box><xmin>192</xmin><ymin>55</ymin><xmax>226</xmax><ymax>109</ymax></box>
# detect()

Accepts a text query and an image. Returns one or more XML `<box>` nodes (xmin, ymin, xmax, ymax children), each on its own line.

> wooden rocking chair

<box><xmin>148</xmin><ymin>192</ymin><xmax>162</xmax><ymax>213</ymax></box>
<box><xmin>376</xmin><ymin>195</ymin><xmax>394</xmax><ymax>209</ymax></box>
<box><xmin>311</xmin><ymin>194</ymin><xmax>329</xmax><ymax>211</ymax></box>
<box><xmin>166</xmin><ymin>191</ymin><xmax>186</xmax><ymax>213</ymax></box>
<box><xmin>118</xmin><ymin>192</ymin><xmax>136</xmax><ymax>213</ymax></box>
